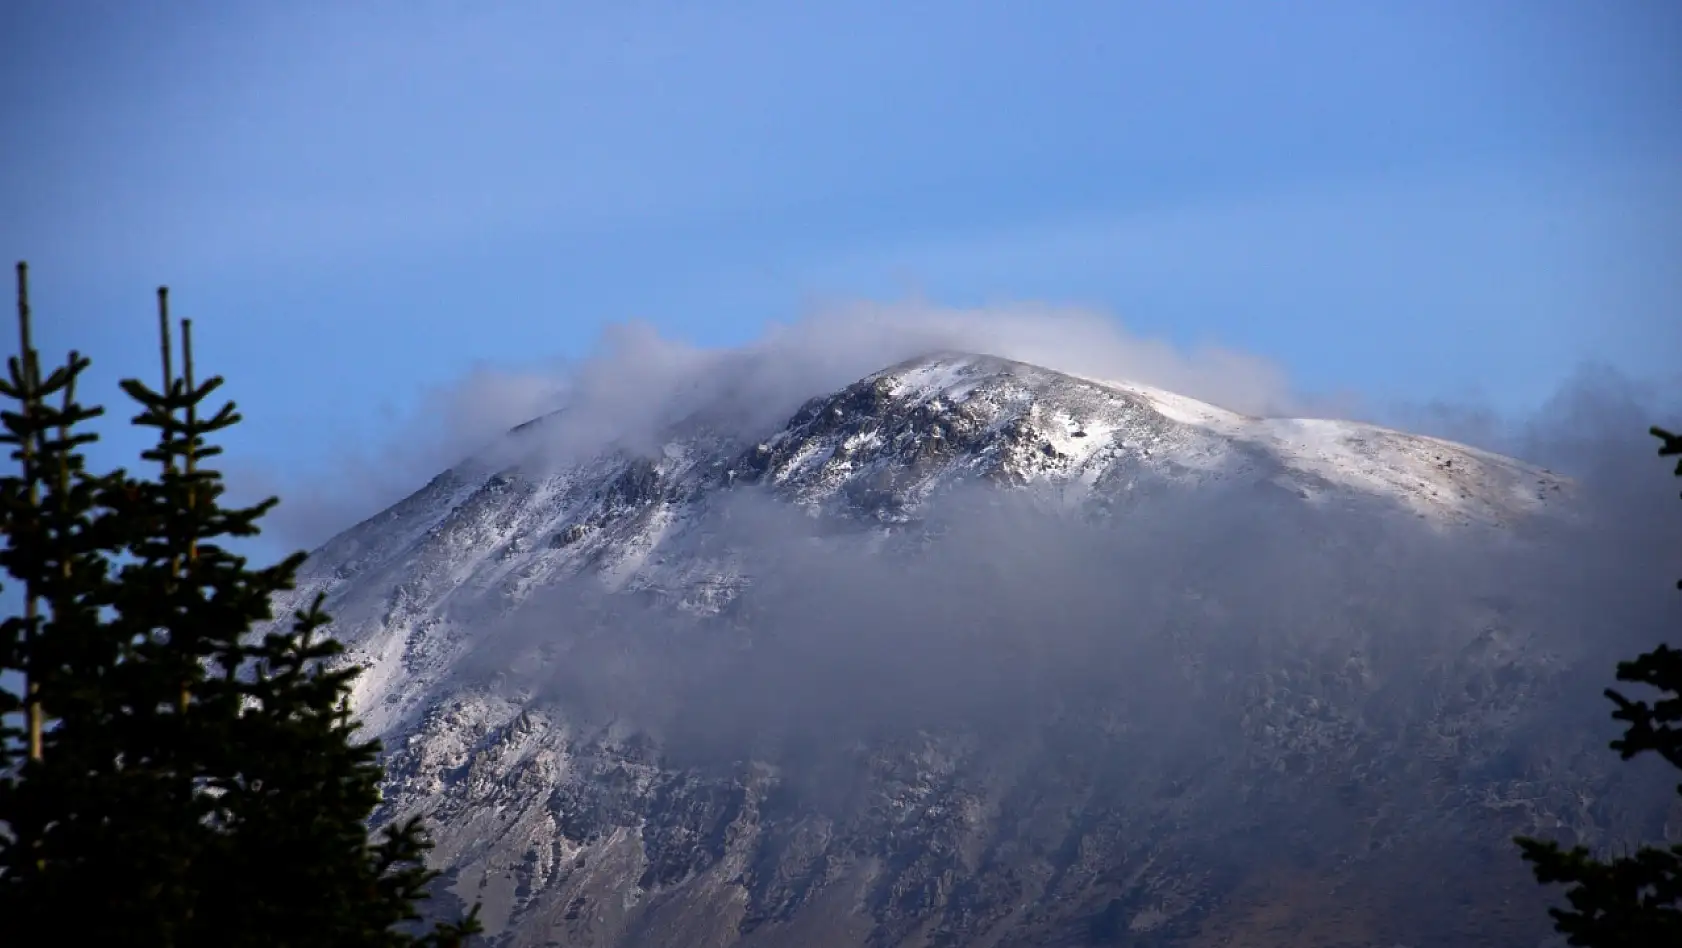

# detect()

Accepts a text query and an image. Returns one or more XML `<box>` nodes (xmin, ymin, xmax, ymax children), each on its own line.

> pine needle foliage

<box><xmin>1515</xmin><ymin>425</ymin><xmax>1682</xmax><ymax>946</ymax></box>
<box><xmin>0</xmin><ymin>263</ymin><xmax>482</xmax><ymax>947</ymax></box>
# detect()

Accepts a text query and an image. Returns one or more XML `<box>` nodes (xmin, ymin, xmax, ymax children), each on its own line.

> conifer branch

<box><xmin>182</xmin><ymin>317</ymin><xmax>198</xmax><ymax>564</ymax></box>
<box><xmin>0</xmin><ymin>264</ymin><xmax>480</xmax><ymax>944</ymax></box>
<box><xmin>180</xmin><ymin>316</ymin><xmax>197</xmax><ymax>716</ymax></box>
<box><xmin>1516</xmin><ymin>422</ymin><xmax>1682</xmax><ymax>942</ymax></box>
<box><xmin>14</xmin><ymin>261</ymin><xmax>42</xmax><ymax>764</ymax></box>
<box><xmin>154</xmin><ymin>286</ymin><xmax>191</xmax><ymax>717</ymax></box>
<box><xmin>157</xmin><ymin>286</ymin><xmax>173</xmax><ymax>464</ymax></box>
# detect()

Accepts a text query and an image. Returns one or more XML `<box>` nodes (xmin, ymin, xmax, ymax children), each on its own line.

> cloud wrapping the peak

<box><xmin>513</xmin><ymin>301</ymin><xmax>1316</xmax><ymax>466</ymax></box>
<box><xmin>749</xmin><ymin>301</ymin><xmax>1307</xmax><ymax>418</ymax></box>
<box><xmin>245</xmin><ymin>300</ymin><xmax>1319</xmax><ymax>549</ymax></box>
<box><xmin>242</xmin><ymin>296</ymin><xmax>1675</xmax><ymax>556</ymax></box>
<box><xmin>232</xmin><ymin>293</ymin><xmax>1681</xmax><ymax>836</ymax></box>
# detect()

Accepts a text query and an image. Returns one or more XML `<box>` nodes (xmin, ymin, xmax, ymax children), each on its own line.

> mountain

<box><xmin>272</xmin><ymin>353</ymin><xmax>1675</xmax><ymax>947</ymax></box>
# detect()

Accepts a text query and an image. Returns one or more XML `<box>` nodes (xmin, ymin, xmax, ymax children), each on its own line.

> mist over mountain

<box><xmin>240</xmin><ymin>303</ymin><xmax>1341</xmax><ymax>551</ymax></box>
<box><xmin>11</xmin><ymin>2</ymin><xmax>1677</xmax><ymax>943</ymax></box>
<box><xmin>263</xmin><ymin>348</ymin><xmax>1680</xmax><ymax>947</ymax></box>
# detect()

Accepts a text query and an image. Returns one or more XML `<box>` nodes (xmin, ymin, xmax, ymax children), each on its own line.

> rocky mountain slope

<box><xmin>272</xmin><ymin>353</ymin><xmax>1676</xmax><ymax>947</ymax></box>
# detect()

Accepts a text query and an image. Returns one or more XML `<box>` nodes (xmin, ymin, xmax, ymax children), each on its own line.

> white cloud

<box><xmin>236</xmin><ymin>299</ymin><xmax>1325</xmax><ymax>549</ymax></box>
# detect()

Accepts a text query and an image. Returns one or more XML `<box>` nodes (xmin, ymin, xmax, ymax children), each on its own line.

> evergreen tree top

<box><xmin>0</xmin><ymin>261</ymin><xmax>481</xmax><ymax>947</ymax></box>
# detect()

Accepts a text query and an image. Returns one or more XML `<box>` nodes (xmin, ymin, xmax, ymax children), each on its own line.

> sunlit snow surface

<box><xmin>255</xmin><ymin>354</ymin><xmax>1621</xmax><ymax>948</ymax></box>
<box><xmin>278</xmin><ymin>353</ymin><xmax>1569</xmax><ymax>739</ymax></box>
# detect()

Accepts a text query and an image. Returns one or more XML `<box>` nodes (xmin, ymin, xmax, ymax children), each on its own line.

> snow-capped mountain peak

<box><xmin>262</xmin><ymin>353</ymin><xmax>1634</xmax><ymax>948</ymax></box>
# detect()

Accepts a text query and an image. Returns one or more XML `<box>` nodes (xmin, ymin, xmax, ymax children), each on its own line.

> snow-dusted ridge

<box><xmin>1071</xmin><ymin>368</ymin><xmax>1567</xmax><ymax>524</ymax></box>
<box><xmin>283</xmin><ymin>352</ymin><xmax>1571</xmax><ymax>739</ymax></box>
<box><xmin>258</xmin><ymin>351</ymin><xmax>1630</xmax><ymax>948</ymax></box>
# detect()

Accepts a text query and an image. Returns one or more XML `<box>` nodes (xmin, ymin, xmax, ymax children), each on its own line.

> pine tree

<box><xmin>0</xmin><ymin>263</ymin><xmax>482</xmax><ymax>946</ymax></box>
<box><xmin>1515</xmin><ymin>424</ymin><xmax>1682</xmax><ymax>946</ymax></box>
<box><xmin>0</xmin><ymin>260</ymin><xmax>142</xmax><ymax>933</ymax></box>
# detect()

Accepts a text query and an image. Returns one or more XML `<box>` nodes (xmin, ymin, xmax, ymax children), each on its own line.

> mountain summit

<box><xmin>274</xmin><ymin>353</ymin><xmax>1663</xmax><ymax>947</ymax></box>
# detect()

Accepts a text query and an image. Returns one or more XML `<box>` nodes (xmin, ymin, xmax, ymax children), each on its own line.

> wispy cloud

<box><xmin>232</xmin><ymin>272</ymin><xmax>1680</xmax><ymax>559</ymax></box>
<box><xmin>459</xmin><ymin>402</ymin><xmax>1682</xmax><ymax>772</ymax></box>
<box><xmin>231</xmin><ymin>300</ymin><xmax>1323</xmax><ymax>550</ymax></box>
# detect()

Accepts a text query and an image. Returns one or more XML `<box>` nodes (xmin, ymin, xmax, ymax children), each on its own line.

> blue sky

<box><xmin>2</xmin><ymin>0</ymin><xmax>1680</xmax><ymax>559</ymax></box>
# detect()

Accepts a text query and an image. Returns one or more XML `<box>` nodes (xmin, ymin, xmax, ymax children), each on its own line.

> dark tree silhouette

<box><xmin>1515</xmin><ymin>424</ymin><xmax>1682</xmax><ymax>946</ymax></box>
<box><xmin>0</xmin><ymin>263</ymin><xmax>482</xmax><ymax>947</ymax></box>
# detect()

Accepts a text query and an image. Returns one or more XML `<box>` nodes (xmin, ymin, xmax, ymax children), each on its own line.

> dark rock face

<box><xmin>374</xmin><ymin>687</ymin><xmax>1673</xmax><ymax>948</ymax></box>
<box><xmin>600</xmin><ymin>459</ymin><xmax>664</xmax><ymax>513</ymax></box>
<box><xmin>272</xmin><ymin>354</ymin><xmax>1671</xmax><ymax>947</ymax></box>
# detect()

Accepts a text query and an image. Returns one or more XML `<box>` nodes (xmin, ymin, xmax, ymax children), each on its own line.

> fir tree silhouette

<box><xmin>0</xmin><ymin>263</ymin><xmax>482</xmax><ymax>947</ymax></box>
<box><xmin>1515</xmin><ymin>424</ymin><xmax>1682</xmax><ymax>946</ymax></box>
